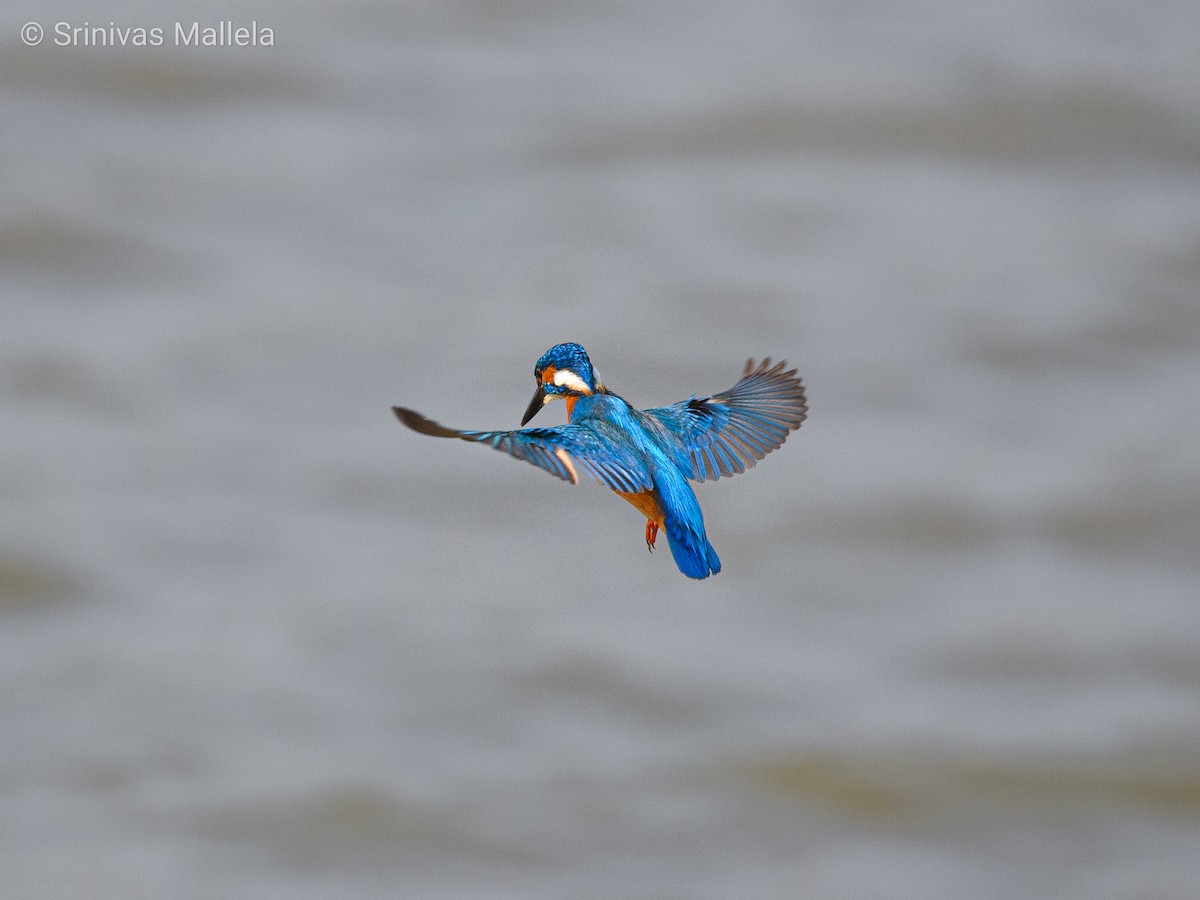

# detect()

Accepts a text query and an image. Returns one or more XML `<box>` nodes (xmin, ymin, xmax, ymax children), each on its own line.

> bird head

<box><xmin>522</xmin><ymin>342</ymin><xmax>603</xmax><ymax>425</ymax></box>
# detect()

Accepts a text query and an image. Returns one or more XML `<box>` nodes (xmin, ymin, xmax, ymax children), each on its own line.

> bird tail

<box><xmin>664</xmin><ymin>520</ymin><xmax>721</xmax><ymax>579</ymax></box>
<box><xmin>652</xmin><ymin>467</ymin><xmax>721</xmax><ymax>580</ymax></box>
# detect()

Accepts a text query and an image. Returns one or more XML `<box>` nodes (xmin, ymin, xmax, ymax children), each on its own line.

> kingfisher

<box><xmin>392</xmin><ymin>343</ymin><xmax>806</xmax><ymax>579</ymax></box>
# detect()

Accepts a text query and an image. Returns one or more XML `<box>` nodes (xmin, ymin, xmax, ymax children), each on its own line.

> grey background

<box><xmin>3</xmin><ymin>1</ymin><xmax>1199</xmax><ymax>897</ymax></box>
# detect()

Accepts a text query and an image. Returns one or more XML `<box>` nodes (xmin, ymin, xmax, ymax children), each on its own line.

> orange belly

<box><xmin>615</xmin><ymin>489</ymin><xmax>664</xmax><ymax>524</ymax></box>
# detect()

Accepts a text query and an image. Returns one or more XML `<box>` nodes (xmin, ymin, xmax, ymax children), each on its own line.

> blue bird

<box><xmin>392</xmin><ymin>343</ymin><xmax>806</xmax><ymax>579</ymax></box>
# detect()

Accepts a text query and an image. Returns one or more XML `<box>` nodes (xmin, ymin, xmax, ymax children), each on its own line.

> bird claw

<box><xmin>644</xmin><ymin>519</ymin><xmax>659</xmax><ymax>552</ymax></box>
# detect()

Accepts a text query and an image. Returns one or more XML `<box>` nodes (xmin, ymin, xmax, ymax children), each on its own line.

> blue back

<box><xmin>572</xmin><ymin>393</ymin><xmax>721</xmax><ymax>578</ymax></box>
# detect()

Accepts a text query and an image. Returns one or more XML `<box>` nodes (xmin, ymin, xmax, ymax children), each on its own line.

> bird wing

<box><xmin>393</xmin><ymin>407</ymin><xmax>653</xmax><ymax>494</ymax></box>
<box><xmin>643</xmin><ymin>358</ymin><xmax>807</xmax><ymax>483</ymax></box>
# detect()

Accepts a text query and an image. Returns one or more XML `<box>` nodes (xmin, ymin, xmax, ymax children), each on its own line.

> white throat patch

<box><xmin>552</xmin><ymin>368</ymin><xmax>592</xmax><ymax>394</ymax></box>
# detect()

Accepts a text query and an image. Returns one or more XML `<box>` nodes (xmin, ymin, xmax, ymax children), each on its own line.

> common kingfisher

<box><xmin>392</xmin><ymin>343</ymin><xmax>806</xmax><ymax>579</ymax></box>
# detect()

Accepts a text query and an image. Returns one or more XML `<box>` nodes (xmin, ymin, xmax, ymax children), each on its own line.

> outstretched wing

<box><xmin>643</xmin><ymin>358</ymin><xmax>807</xmax><ymax>483</ymax></box>
<box><xmin>393</xmin><ymin>407</ymin><xmax>652</xmax><ymax>494</ymax></box>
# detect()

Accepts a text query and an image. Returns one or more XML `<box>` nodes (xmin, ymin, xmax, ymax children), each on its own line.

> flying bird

<box><xmin>393</xmin><ymin>343</ymin><xmax>806</xmax><ymax>579</ymax></box>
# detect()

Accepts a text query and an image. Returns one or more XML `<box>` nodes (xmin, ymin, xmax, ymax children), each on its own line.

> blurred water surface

<box><xmin>2</xmin><ymin>1</ymin><xmax>1199</xmax><ymax>898</ymax></box>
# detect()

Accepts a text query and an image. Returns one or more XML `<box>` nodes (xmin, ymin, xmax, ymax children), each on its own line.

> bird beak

<box><xmin>521</xmin><ymin>384</ymin><xmax>548</xmax><ymax>426</ymax></box>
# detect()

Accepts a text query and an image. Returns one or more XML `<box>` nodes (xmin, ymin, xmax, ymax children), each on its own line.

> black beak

<box><xmin>521</xmin><ymin>384</ymin><xmax>547</xmax><ymax>426</ymax></box>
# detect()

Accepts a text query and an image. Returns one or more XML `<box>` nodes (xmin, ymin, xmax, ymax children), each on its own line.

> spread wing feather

<box><xmin>643</xmin><ymin>358</ymin><xmax>807</xmax><ymax>483</ymax></box>
<box><xmin>393</xmin><ymin>407</ymin><xmax>652</xmax><ymax>493</ymax></box>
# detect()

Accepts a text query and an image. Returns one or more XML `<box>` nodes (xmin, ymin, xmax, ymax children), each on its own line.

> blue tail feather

<box><xmin>655</xmin><ymin>467</ymin><xmax>721</xmax><ymax>579</ymax></box>
<box><xmin>664</xmin><ymin>523</ymin><xmax>721</xmax><ymax>579</ymax></box>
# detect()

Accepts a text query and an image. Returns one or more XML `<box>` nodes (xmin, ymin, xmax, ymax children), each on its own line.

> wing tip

<box><xmin>392</xmin><ymin>406</ymin><xmax>464</xmax><ymax>438</ymax></box>
<box><xmin>744</xmin><ymin>356</ymin><xmax>800</xmax><ymax>380</ymax></box>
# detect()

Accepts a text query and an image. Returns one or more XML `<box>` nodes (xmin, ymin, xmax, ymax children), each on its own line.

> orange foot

<box><xmin>644</xmin><ymin>519</ymin><xmax>659</xmax><ymax>552</ymax></box>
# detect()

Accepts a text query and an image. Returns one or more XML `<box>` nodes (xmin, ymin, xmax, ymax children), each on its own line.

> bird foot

<box><xmin>644</xmin><ymin>519</ymin><xmax>659</xmax><ymax>552</ymax></box>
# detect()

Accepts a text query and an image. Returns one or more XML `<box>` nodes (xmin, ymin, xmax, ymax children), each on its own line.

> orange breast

<box><xmin>615</xmin><ymin>489</ymin><xmax>664</xmax><ymax>525</ymax></box>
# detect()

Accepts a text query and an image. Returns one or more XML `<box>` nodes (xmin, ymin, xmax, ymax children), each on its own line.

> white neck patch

<box><xmin>552</xmin><ymin>368</ymin><xmax>592</xmax><ymax>394</ymax></box>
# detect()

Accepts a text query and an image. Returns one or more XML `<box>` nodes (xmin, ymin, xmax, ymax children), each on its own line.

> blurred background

<box><xmin>3</xmin><ymin>1</ymin><xmax>1199</xmax><ymax>897</ymax></box>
